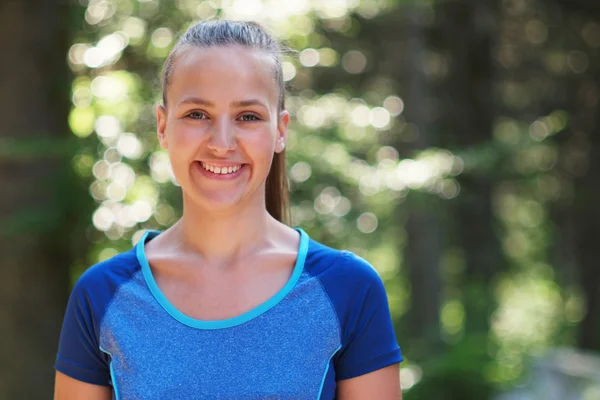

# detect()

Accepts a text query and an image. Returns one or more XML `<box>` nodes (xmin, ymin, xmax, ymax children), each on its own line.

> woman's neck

<box><xmin>166</xmin><ymin>195</ymin><xmax>283</xmax><ymax>268</ymax></box>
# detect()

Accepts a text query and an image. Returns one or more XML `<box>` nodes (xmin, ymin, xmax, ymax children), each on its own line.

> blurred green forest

<box><xmin>2</xmin><ymin>0</ymin><xmax>600</xmax><ymax>398</ymax></box>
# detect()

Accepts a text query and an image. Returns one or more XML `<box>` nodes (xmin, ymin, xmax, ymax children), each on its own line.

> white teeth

<box><xmin>200</xmin><ymin>162</ymin><xmax>242</xmax><ymax>175</ymax></box>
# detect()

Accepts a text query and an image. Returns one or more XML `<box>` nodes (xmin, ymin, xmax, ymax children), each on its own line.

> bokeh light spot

<box><xmin>282</xmin><ymin>61</ymin><xmax>297</xmax><ymax>81</ymax></box>
<box><xmin>357</xmin><ymin>212</ymin><xmax>378</xmax><ymax>233</ymax></box>
<box><xmin>151</xmin><ymin>28</ymin><xmax>173</xmax><ymax>48</ymax></box>
<box><xmin>383</xmin><ymin>96</ymin><xmax>404</xmax><ymax>116</ymax></box>
<box><xmin>95</xmin><ymin>115</ymin><xmax>122</xmax><ymax>138</ymax></box>
<box><xmin>370</xmin><ymin>107</ymin><xmax>391</xmax><ymax>129</ymax></box>
<box><xmin>300</xmin><ymin>48</ymin><xmax>320</xmax><ymax>67</ymax></box>
<box><xmin>117</xmin><ymin>133</ymin><xmax>143</xmax><ymax>159</ymax></box>
<box><xmin>341</xmin><ymin>50</ymin><xmax>367</xmax><ymax>74</ymax></box>
<box><xmin>290</xmin><ymin>161</ymin><xmax>312</xmax><ymax>182</ymax></box>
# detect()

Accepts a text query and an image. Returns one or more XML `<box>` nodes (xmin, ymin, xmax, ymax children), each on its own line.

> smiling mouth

<box><xmin>197</xmin><ymin>161</ymin><xmax>246</xmax><ymax>175</ymax></box>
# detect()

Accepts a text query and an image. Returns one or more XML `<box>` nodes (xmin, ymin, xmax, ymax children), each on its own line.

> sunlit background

<box><xmin>2</xmin><ymin>0</ymin><xmax>600</xmax><ymax>398</ymax></box>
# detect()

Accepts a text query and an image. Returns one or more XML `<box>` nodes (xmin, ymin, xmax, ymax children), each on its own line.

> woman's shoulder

<box><xmin>71</xmin><ymin>246</ymin><xmax>140</xmax><ymax>299</ymax></box>
<box><xmin>61</xmin><ymin>246</ymin><xmax>142</xmax><ymax>329</ymax></box>
<box><xmin>304</xmin><ymin>237</ymin><xmax>383</xmax><ymax>288</ymax></box>
<box><xmin>304</xmin><ymin>238</ymin><xmax>391</xmax><ymax>327</ymax></box>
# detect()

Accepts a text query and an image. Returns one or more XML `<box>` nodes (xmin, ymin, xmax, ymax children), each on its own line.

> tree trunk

<box><xmin>396</xmin><ymin>6</ymin><xmax>444</xmax><ymax>355</ymax></box>
<box><xmin>571</xmin><ymin>77</ymin><xmax>600</xmax><ymax>351</ymax></box>
<box><xmin>437</xmin><ymin>0</ymin><xmax>503</xmax><ymax>334</ymax></box>
<box><xmin>0</xmin><ymin>0</ymin><xmax>82</xmax><ymax>397</ymax></box>
<box><xmin>550</xmin><ymin>0</ymin><xmax>600</xmax><ymax>351</ymax></box>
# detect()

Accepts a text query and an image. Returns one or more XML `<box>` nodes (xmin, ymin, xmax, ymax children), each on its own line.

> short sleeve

<box><xmin>328</xmin><ymin>252</ymin><xmax>403</xmax><ymax>380</ymax></box>
<box><xmin>55</xmin><ymin>268</ymin><xmax>111</xmax><ymax>385</ymax></box>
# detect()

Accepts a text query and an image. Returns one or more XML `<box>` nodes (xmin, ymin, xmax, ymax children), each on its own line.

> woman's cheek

<box><xmin>171</xmin><ymin>124</ymin><xmax>204</xmax><ymax>149</ymax></box>
<box><xmin>242</xmin><ymin>128</ymin><xmax>276</xmax><ymax>149</ymax></box>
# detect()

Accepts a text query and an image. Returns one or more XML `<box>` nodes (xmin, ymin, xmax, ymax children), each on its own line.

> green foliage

<box><xmin>405</xmin><ymin>336</ymin><xmax>495</xmax><ymax>400</ymax></box>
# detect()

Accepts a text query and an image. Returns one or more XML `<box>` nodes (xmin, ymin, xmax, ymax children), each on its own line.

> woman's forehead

<box><xmin>167</xmin><ymin>46</ymin><xmax>279</xmax><ymax>107</ymax></box>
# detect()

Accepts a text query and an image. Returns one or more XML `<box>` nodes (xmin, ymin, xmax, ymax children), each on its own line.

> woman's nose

<box><xmin>207</xmin><ymin>117</ymin><xmax>236</xmax><ymax>154</ymax></box>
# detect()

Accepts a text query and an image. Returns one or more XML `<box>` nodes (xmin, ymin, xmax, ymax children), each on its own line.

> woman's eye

<box><xmin>239</xmin><ymin>114</ymin><xmax>260</xmax><ymax>122</ymax></box>
<box><xmin>187</xmin><ymin>111</ymin><xmax>207</xmax><ymax>120</ymax></box>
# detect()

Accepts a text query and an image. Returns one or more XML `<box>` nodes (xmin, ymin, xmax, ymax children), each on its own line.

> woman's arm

<box><xmin>54</xmin><ymin>371</ymin><xmax>112</xmax><ymax>400</ymax></box>
<box><xmin>337</xmin><ymin>364</ymin><xmax>402</xmax><ymax>400</ymax></box>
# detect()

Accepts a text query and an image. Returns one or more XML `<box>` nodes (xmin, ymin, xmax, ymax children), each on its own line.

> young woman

<box><xmin>54</xmin><ymin>20</ymin><xmax>403</xmax><ymax>399</ymax></box>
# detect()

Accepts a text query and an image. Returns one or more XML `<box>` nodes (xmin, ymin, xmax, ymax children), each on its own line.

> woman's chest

<box><xmin>156</xmin><ymin>269</ymin><xmax>292</xmax><ymax>321</ymax></box>
<box><xmin>99</xmin><ymin>282</ymin><xmax>341</xmax><ymax>399</ymax></box>
<box><xmin>152</xmin><ymin>258</ymin><xmax>295</xmax><ymax>321</ymax></box>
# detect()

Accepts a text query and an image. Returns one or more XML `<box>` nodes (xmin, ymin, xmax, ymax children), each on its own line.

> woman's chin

<box><xmin>178</xmin><ymin>167</ymin><xmax>266</xmax><ymax>214</ymax></box>
<box><xmin>182</xmin><ymin>188</ymin><xmax>250</xmax><ymax>214</ymax></box>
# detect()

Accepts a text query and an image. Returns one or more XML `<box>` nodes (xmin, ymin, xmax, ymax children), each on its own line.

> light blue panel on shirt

<box><xmin>99</xmin><ymin>267</ymin><xmax>341</xmax><ymax>400</ymax></box>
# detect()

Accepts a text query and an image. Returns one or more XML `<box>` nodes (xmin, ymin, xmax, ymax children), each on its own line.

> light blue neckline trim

<box><xmin>136</xmin><ymin>227</ymin><xmax>309</xmax><ymax>330</ymax></box>
<box><xmin>317</xmin><ymin>344</ymin><xmax>342</xmax><ymax>399</ymax></box>
<box><xmin>99</xmin><ymin>346</ymin><xmax>120</xmax><ymax>400</ymax></box>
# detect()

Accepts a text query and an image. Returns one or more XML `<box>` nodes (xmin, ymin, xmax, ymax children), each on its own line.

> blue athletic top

<box><xmin>55</xmin><ymin>228</ymin><xmax>402</xmax><ymax>399</ymax></box>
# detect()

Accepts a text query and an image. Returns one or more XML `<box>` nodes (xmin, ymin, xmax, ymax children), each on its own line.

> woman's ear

<box><xmin>275</xmin><ymin>110</ymin><xmax>290</xmax><ymax>153</ymax></box>
<box><xmin>156</xmin><ymin>104</ymin><xmax>168</xmax><ymax>150</ymax></box>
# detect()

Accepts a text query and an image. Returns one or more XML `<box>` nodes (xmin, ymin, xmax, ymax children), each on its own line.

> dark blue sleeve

<box><xmin>319</xmin><ymin>251</ymin><xmax>403</xmax><ymax>380</ymax></box>
<box><xmin>55</xmin><ymin>264</ymin><xmax>111</xmax><ymax>386</ymax></box>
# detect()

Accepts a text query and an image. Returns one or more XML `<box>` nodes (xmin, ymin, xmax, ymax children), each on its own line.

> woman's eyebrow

<box><xmin>177</xmin><ymin>97</ymin><xmax>269</xmax><ymax>110</ymax></box>
<box><xmin>178</xmin><ymin>96</ymin><xmax>214</xmax><ymax>107</ymax></box>
<box><xmin>230</xmin><ymin>99</ymin><xmax>268</xmax><ymax>109</ymax></box>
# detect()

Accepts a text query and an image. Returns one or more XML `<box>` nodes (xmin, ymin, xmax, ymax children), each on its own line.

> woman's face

<box><xmin>156</xmin><ymin>45</ymin><xmax>289</xmax><ymax>214</ymax></box>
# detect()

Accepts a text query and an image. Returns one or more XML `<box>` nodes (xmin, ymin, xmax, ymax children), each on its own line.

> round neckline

<box><xmin>136</xmin><ymin>227</ymin><xmax>309</xmax><ymax>330</ymax></box>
